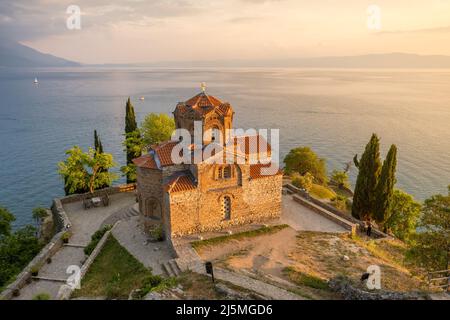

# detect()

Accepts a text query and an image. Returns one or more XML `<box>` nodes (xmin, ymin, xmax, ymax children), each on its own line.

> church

<box><xmin>133</xmin><ymin>87</ymin><xmax>282</xmax><ymax>238</ymax></box>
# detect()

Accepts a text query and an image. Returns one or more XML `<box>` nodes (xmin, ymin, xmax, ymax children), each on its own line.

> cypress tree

<box><xmin>94</xmin><ymin>130</ymin><xmax>109</xmax><ymax>189</ymax></box>
<box><xmin>373</xmin><ymin>144</ymin><xmax>397</xmax><ymax>224</ymax></box>
<box><xmin>125</xmin><ymin>97</ymin><xmax>138</xmax><ymax>134</ymax></box>
<box><xmin>94</xmin><ymin>129</ymin><xmax>104</xmax><ymax>154</ymax></box>
<box><xmin>124</xmin><ymin>97</ymin><xmax>141</xmax><ymax>183</ymax></box>
<box><xmin>352</xmin><ymin>134</ymin><xmax>382</xmax><ymax>220</ymax></box>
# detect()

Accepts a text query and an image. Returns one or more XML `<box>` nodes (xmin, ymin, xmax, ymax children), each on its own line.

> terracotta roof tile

<box><xmin>249</xmin><ymin>163</ymin><xmax>282</xmax><ymax>179</ymax></box>
<box><xmin>153</xmin><ymin>141</ymin><xmax>179</xmax><ymax>167</ymax></box>
<box><xmin>164</xmin><ymin>173</ymin><xmax>196</xmax><ymax>193</ymax></box>
<box><xmin>132</xmin><ymin>154</ymin><xmax>158</xmax><ymax>169</ymax></box>
<box><xmin>175</xmin><ymin>92</ymin><xmax>233</xmax><ymax>117</ymax></box>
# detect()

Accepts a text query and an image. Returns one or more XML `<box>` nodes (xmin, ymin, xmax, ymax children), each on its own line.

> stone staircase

<box><xmin>101</xmin><ymin>204</ymin><xmax>140</xmax><ymax>227</ymax></box>
<box><xmin>161</xmin><ymin>259</ymin><xmax>182</xmax><ymax>277</ymax></box>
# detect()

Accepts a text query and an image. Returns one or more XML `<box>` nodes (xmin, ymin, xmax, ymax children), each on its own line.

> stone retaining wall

<box><xmin>0</xmin><ymin>230</ymin><xmax>66</xmax><ymax>300</ymax></box>
<box><xmin>329</xmin><ymin>276</ymin><xmax>426</xmax><ymax>300</ymax></box>
<box><xmin>285</xmin><ymin>183</ymin><xmax>390</xmax><ymax>239</ymax></box>
<box><xmin>292</xmin><ymin>195</ymin><xmax>357</xmax><ymax>234</ymax></box>
<box><xmin>58</xmin><ymin>183</ymin><xmax>136</xmax><ymax>205</ymax></box>
<box><xmin>56</xmin><ymin>222</ymin><xmax>118</xmax><ymax>300</ymax></box>
<box><xmin>0</xmin><ymin>185</ymin><xmax>135</xmax><ymax>300</ymax></box>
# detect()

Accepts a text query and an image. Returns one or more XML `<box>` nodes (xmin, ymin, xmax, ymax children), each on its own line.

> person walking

<box><xmin>366</xmin><ymin>219</ymin><xmax>372</xmax><ymax>237</ymax></box>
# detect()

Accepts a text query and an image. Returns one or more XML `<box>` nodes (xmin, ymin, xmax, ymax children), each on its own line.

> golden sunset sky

<box><xmin>1</xmin><ymin>0</ymin><xmax>450</xmax><ymax>63</ymax></box>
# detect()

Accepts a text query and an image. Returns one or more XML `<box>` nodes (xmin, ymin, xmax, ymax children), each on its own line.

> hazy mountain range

<box><xmin>2</xmin><ymin>40</ymin><xmax>450</xmax><ymax>69</ymax></box>
<box><xmin>0</xmin><ymin>40</ymin><xmax>80</xmax><ymax>68</ymax></box>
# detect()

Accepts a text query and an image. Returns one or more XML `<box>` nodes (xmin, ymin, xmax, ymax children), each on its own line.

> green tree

<box><xmin>0</xmin><ymin>207</ymin><xmax>15</xmax><ymax>238</ymax></box>
<box><xmin>141</xmin><ymin>113</ymin><xmax>175</xmax><ymax>146</ymax></box>
<box><xmin>124</xmin><ymin>98</ymin><xmax>141</xmax><ymax>183</ymax></box>
<box><xmin>330</xmin><ymin>170</ymin><xmax>350</xmax><ymax>188</ymax></box>
<box><xmin>32</xmin><ymin>207</ymin><xmax>48</xmax><ymax>237</ymax></box>
<box><xmin>120</xmin><ymin>130</ymin><xmax>145</xmax><ymax>183</ymax></box>
<box><xmin>383</xmin><ymin>189</ymin><xmax>421</xmax><ymax>242</ymax></box>
<box><xmin>94</xmin><ymin>130</ymin><xmax>109</xmax><ymax>189</ymax></box>
<box><xmin>373</xmin><ymin>145</ymin><xmax>398</xmax><ymax>224</ymax></box>
<box><xmin>291</xmin><ymin>172</ymin><xmax>314</xmax><ymax>192</ymax></box>
<box><xmin>58</xmin><ymin>146</ymin><xmax>118</xmax><ymax>194</ymax></box>
<box><xmin>408</xmin><ymin>188</ymin><xmax>449</xmax><ymax>271</ymax></box>
<box><xmin>94</xmin><ymin>129</ymin><xmax>104</xmax><ymax>154</ymax></box>
<box><xmin>125</xmin><ymin>97</ymin><xmax>138</xmax><ymax>134</ymax></box>
<box><xmin>283</xmin><ymin>147</ymin><xmax>328</xmax><ymax>184</ymax></box>
<box><xmin>0</xmin><ymin>225</ymin><xmax>41</xmax><ymax>288</ymax></box>
<box><xmin>352</xmin><ymin>134</ymin><xmax>382</xmax><ymax>220</ymax></box>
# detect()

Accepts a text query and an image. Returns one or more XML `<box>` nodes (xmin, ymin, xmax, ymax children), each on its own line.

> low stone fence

<box><xmin>0</xmin><ymin>185</ymin><xmax>135</xmax><ymax>300</ymax></box>
<box><xmin>0</xmin><ymin>231</ymin><xmax>67</xmax><ymax>300</ymax></box>
<box><xmin>0</xmin><ymin>196</ymin><xmax>73</xmax><ymax>300</ymax></box>
<box><xmin>58</xmin><ymin>183</ymin><xmax>136</xmax><ymax>205</ymax></box>
<box><xmin>56</xmin><ymin>222</ymin><xmax>118</xmax><ymax>300</ymax></box>
<box><xmin>292</xmin><ymin>195</ymin><xmax>357</xmax><ymax>235</ymax></box>
<box><xmin>329</xmin><ymin>276</ymin><xmax>426</xmax><ymax>300</ymax></box>
<box><xmin>284</xmin><ymin>183</ymin><xmax>390</xmax><ymax>239</ymax></box>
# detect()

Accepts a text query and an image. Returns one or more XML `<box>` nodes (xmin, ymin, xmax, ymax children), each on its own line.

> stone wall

<box><xmin>136</xmin><ymin>167</ymin><xmax>162</xmax><ymax>218</ymax></box>
<box><xmin>168</xmin><ymin>173</ymin><xmax>282</xmax><ymax>237</ymax></box>
<box><xmin>284</xmin><ymin>183</ymin><xmax>390</xmax><ymax>239</ymax></box>
<box><xmin>329</xmin><ymin>276</ymin><xmax>426</xmax><ymax>300</ymax></box>
<box><xmin>58</xmin><ymin>183</ymin><xmax>136</xmax><ymax>205</ymax></box>
<box><xmin>0</xmin><ymin>202</ymin><xmax>71</xmax><ymax>300</ymax></box>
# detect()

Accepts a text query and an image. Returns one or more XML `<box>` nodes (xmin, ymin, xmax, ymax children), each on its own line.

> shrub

<box><xmin>330</xmin><ymin>170</ymin><xmax>350</xmax><ymax>188</ymax></box>
<box><xmin>84</xmin><ymin>225</ymin><xmax>112</xmax><ymax>256</ymax></box>
<box><xmin>61</xmin><ymin>232</ymin><xmax>71</xmax><ymax>243</ymax></box>
<box><xmin>32</xmin><ymin>293</ymin><xmax>50</xmax><ymax>300</ymax></box>
<box><xmin>291</xmin><ymin>172</ymin><xmax>313</xmax><ymax>192</ymax></box>
<box><xmin>150</xmin><ymin>225</ymin><xmax>164</xmax><ymax>242</ymax></box>
<box><xmin>332</xmin><ymin>195</ymin><xmax>347</xmax><ymax>211</ymax></box>
<box><xmin>283</xmin><ymin>146</ymin><xmax>328</xmax><ymax>184</ymax></box>
<box><xmin>133</xmin><ymin>274</ymin><xmax>178</xmax><ymax>299</ymax></box>
<box><xmin>310</xmin><ymin>184</ymin><xmax>336</xmax><ymax>200</ymax></box>
<box><xmin>30</xmin><ymin>266</ymin><xmax>39</xmax><ymax>276</ymax></box>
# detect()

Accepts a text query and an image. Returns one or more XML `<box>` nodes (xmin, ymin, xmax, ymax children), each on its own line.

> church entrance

<box><xmin>144</xmin><ymin>197</ymin><xmax>162</xmax><ymax>220</ymax></box>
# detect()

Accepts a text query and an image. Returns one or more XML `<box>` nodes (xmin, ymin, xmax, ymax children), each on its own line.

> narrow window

<box><xmin>223</xmin><ymin>165</ymin><xmax>232</xmax><ymax>179</ymax></box>
<box><xmin>222</xmin><ymin>196</ymin><xmax>231</xmax><ymax>220</ymax></box>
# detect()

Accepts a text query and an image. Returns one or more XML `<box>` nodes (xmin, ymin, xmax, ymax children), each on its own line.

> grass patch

<box><xmin>84</xmin><ymin>224</ymin><xmax>112</xmax><ymax>256</ymax></box>
<box><xmin>192</xmin><ymin>224</ymin><xmax>289</xmax><ymax>250</ymax></box>
<box><xmin>72</xmin><ymin>235</ymin><xmax>152</xmax><ymax>299</ymax></box>
<box><xmin>284</xmin><ymin>266</ymin><xmax>329</xmax><ymax>290</ymax></box>
<box><xmin>310</xmin><ymin>184</ymin><xmax>336</xmax><ymax>200</ymax></box>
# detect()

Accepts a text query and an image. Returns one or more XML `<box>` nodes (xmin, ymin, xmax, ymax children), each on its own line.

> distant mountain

<box><xmin>135</xmin><ymin>53</ymin><xmax>450</xmax><ymax>69</ymax></box>
<box><xmin>0</xmin><ymin>40</ymin><xmax>80</xmax><ymax>68</ymax></box>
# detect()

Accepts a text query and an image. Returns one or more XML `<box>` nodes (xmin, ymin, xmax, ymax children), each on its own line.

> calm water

<box><xmin>1</xmin><ymin>67</ymin><xmax>449</xmax><ymax>227</ymax></box>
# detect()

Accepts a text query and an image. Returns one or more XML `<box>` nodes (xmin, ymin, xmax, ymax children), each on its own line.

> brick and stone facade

<box><xmin>133</xmin><ymin>90</ymin><xmax>282</xmax><ymax>238</ymax></box>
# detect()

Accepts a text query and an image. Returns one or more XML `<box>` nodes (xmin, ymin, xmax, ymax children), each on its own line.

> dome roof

<box><xmin>175</xmin><ymin>92</ymin><xmax>233</xmax><ymax>117</ymax></box>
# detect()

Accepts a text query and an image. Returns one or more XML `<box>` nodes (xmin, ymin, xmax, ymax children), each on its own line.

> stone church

<box><xmin>133</xmin><ymin>89</ymin><xmax>282</xmax><ymax>238</ymax></box>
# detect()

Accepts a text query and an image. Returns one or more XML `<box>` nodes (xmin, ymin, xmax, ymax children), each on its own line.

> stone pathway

<box><xmin>280</xmin><ymin>194</ymin><xmax>347</xmax><ymax>232</ymax></box>
<box><xmin>111</xmin><ymin>216</ymin><xmax>175</xmax><ymax>275</ymax></box>
<box><xmin>192</xmin><ymin>264</ymin><xmax>305</xmax><ymax>300</ymax></box>
<box><xmin>13</xmin><ymin>193</ymin><xmax>135</xmax><ymax>300</ymax></box>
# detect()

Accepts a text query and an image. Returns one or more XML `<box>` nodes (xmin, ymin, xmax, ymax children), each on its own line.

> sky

<box><xmin>1</xmin><ymin>0</ymin><xmax>450</xmax><ymax>64</ymax></box>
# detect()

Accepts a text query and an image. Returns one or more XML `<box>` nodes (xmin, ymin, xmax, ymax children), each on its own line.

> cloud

<box><xmin>0</xmin><ymin>0</ymin><xmax>203</xmax><ymax>41</ymax></box>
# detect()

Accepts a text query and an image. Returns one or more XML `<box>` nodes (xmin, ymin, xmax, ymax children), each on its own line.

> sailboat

<box><xmin>34</xmin><ymin>77</ymin><xmax>38</xmax><ymax>84</ymax></box>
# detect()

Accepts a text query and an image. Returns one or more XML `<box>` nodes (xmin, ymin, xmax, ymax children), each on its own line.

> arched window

<box><xmin>222</xmin><ymin>196</ymin><xmax>231</xmax><ymax>220</ymax></box>
<box><xmin>223</xmin><ymin>166</ymin><xmax>232</xmax><ymax>179</ymax></box>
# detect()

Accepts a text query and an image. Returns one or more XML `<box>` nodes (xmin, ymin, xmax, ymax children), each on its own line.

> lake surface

<box><xmin>0</xmin><ymin>67</ymin><xmax>449</xmax><ymax>227</ymax></box>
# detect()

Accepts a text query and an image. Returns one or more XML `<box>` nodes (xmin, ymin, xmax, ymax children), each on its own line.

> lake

<box><xmin>0</xmin><ymin>67</ymin><xmax>449</xmax><ymax>227</ymax></box>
